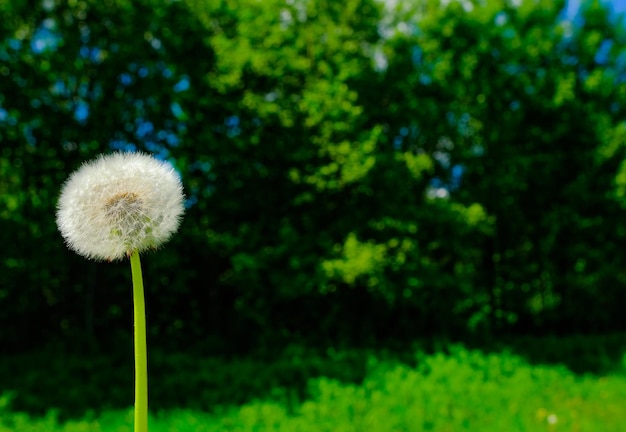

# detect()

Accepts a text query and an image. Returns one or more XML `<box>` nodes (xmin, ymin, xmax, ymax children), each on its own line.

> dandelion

<box><xmin>56</xmin><ymin>152</ymin><xmax>184</xmax><ymax>261</ymax></box>
<box><xmin>56</xmin><ymin>152</ymin><xmax>185</xmax><ymax>432</ymax></box>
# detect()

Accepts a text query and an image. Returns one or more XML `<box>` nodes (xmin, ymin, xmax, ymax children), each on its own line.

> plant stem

<box><xmin>130</xmin><ymin>250</ymin><xmax>148</xmax><ymax>432</ymax></box>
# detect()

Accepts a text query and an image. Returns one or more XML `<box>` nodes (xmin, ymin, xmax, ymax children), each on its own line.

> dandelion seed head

<box><xmin>56</xmin><ymin>152</ymin><xmax>185</xmax><ymax>261</ymax></box>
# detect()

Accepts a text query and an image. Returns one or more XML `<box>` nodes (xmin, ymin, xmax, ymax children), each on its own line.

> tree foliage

<box><xmin>1</xmin><ymin>0</ymin><xmax>626</xmax><ymax>353</ymax></box>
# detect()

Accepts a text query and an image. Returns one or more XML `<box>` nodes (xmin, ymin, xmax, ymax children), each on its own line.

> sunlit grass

<box><xmin>2</xmin><ymin>346</ymin><xmax>626</xmax><ymax>431</ymax></box>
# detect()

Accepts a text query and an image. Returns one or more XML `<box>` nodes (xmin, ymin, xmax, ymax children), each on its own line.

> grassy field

<box><xmin>1</xmin><ymin>343</ymin><xmax>626</xmax><ymax>431</ymax></box>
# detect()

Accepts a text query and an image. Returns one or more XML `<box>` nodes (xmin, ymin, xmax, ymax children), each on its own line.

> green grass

<box><xmin>2</xmin><ymin>345</ymin><xmax>626</xmax><ymax>431</ymax></box>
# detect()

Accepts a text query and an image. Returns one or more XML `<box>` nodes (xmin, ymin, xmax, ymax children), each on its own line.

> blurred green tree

<box><xmin>1</xmin><ymin>0</ymin><xmax>626</xmax><ymax>355</ymax></box>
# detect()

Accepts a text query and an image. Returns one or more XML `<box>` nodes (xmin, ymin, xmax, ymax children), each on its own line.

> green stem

<box><xmin>130</xmin><ymin>250</ymin><xmax>148</xmax><ymax>432</ymax></box>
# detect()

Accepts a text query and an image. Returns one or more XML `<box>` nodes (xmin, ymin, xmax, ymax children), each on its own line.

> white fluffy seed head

<box><xmin>56</xmin><ymin>152</ymin><xmax>185</xmax><ymax>261</ymax></box>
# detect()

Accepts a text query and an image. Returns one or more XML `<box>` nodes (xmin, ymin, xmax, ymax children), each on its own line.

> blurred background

<box><xmin>2</xmin><ymin>0</ymin><xmax>626</xmax><ymax>430</ymax></box>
